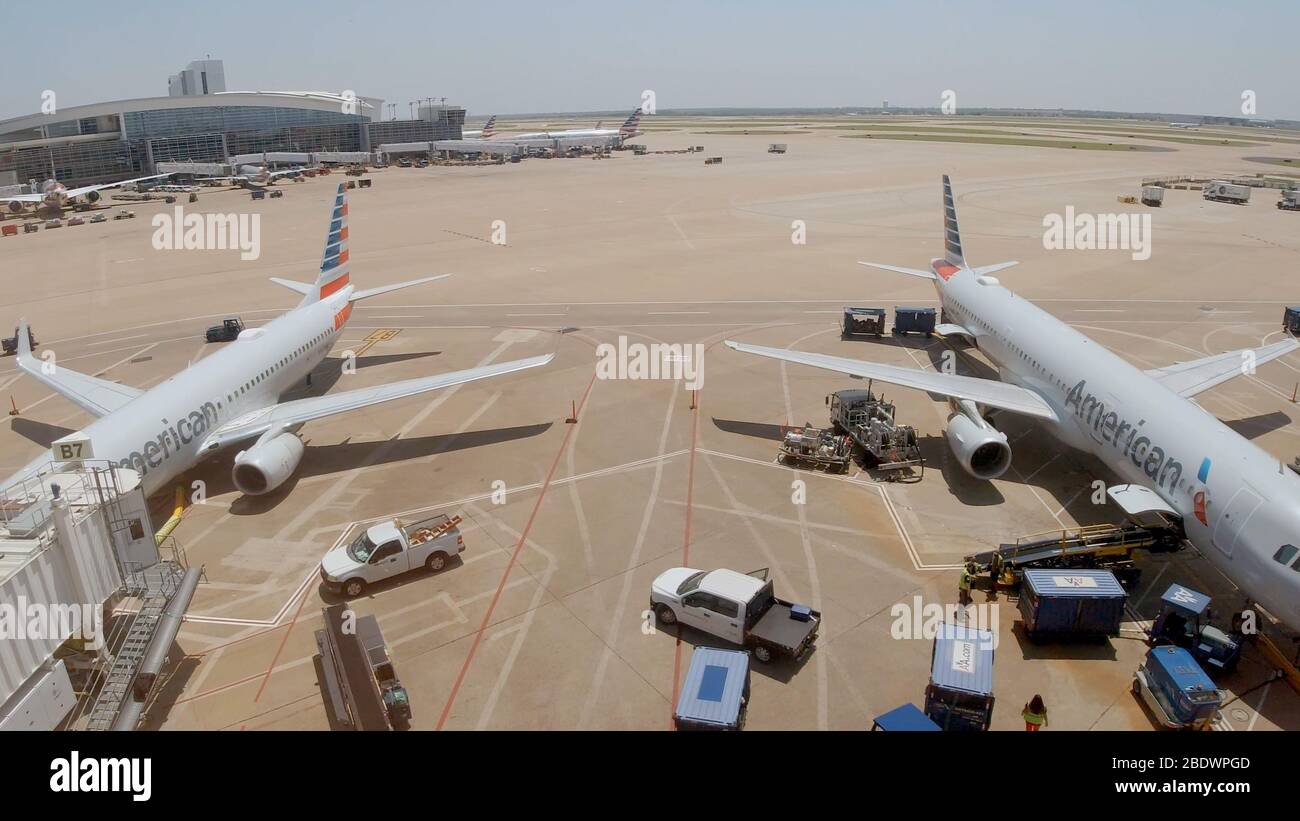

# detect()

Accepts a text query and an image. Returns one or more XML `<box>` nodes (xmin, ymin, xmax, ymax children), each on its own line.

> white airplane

<box><xmin>200</xmin><ymin>165</ymin><xmax>303</xmax><ymax>189</ymax></box>
<box><xmin>4</xmin><ymin>183</ymin><xmax>552</xmax><ymax>499</ymax></box>
<box><xmin>5</xmin><ymin>174</ymin><xmax>171</xmax><ymax>214</ymax></box>
<box><xmin>512</xmin><ymin>108</ymin><xmax>643</xmax><ymax>141</ymax></box>
<box><xmin>726</xmin><ymin>176</ymin><xmax>1300</xmax><ymax>632</ymax></box>
<box><xmin>462</xmin><ymin>115</ymin><xmax>497</xmax><ymax>139</ymax></box>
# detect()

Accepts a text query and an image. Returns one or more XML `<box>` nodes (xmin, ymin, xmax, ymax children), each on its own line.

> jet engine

<box><xmin>945</xmin><ymin>409</ymin><xmax>1012</xmax><ymax>480</ymax></box>
<box><xmin>232</xmin><ymin>432</ymin><xmax>305</xmax><ymax>495</ymax></box>
<box><xmin>84</xmin><ymin>190</ymin><xmax>100</xmax><ymax>203</ymax></box>
<box><xmin>6</xmin><ymin>200</ymin><xmax>22</xmax><ymax>214</ymax></box>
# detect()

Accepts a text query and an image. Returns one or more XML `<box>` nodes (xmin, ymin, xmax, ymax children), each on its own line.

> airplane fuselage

<box><xmin>5</xmin><ymin>291</ymin><xmax>351</xmax><ymax>498</ymax></box>
<box><xmin>934</xmin><ymin>263</ymin><xmax>1300</xmax><ymax>629</ymax></box>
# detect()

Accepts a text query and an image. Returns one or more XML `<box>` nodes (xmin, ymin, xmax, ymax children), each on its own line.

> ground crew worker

<box><xmin>1022</xmin><ymin>694</ymin><xmax>1048</xmax><ymax>731</ymax></box>
<box><xmin>988</xmin><ymin>554</ymin><xmax>1001</xmax><ymax>593</ymax></box>
<box><xmin>958</xmin><ymin>563</ymin><xmax>973</xmax><ymax>605</ymax></box>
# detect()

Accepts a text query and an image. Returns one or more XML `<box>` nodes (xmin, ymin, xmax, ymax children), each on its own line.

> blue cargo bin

<box><xmin>1018</xmin><ymin>568</ymin><xmax>1127</xmax><ymax>640</ymax></box>
<box><xmin>674</xmin><ymin>647</ymin><xmax>751</xmax><ymax>731</ymax></box>
<box><xmin>872</xmin><ymin>702</ymin><xmax>941</xmax><ymax>731</ymax></box>
<box><xmin>924</xmin><ymin>622</ymin><xmax>995</xmax><ymax>731</ymax></box>
<box><xmin>892</xmin><ymin>306</ymin><xmax>936</xmax><ymax>337</ymax></box>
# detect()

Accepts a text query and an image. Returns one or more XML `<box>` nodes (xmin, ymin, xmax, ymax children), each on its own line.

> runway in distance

<box><xmin>5</xmin><ymin>183</ymin><xmax>552</xmax><ymax>499</ymax></box>
<box><xmin>726</xmin><ymin>176</ymin><xmax>1300</xmax><ymax>632</ymax></box>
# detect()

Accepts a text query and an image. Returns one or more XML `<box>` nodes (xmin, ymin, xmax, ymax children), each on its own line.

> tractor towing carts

<box><xmin>650</xmin><ymin>567</ymin><xmax>820</xmax><ymax>663</ymax></box>
<box><xmin>1</xmin><ymin>325</ymin><xmax>36</xmax><ymax>357</ymax></box>
<box><xmin>1147</xmin><ymin>584</ymin><xmax>1243</xmax><ymax>675</ymax></box>
<box><xmin>321</xmin><ymin>513</ymin><xmax>464</xmax><ymax>598</ymax></box>
<box><xmin>827</xmin><ymin>388</ymin><xmax>923</xmax><ymax>480</ymax></box>
<box><xmin>205</xmin><ymin>317</ymin><xmax>245</xmax><ymax>342</ymax></box>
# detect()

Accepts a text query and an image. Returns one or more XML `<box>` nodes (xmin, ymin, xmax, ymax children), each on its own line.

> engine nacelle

<box><xmin>945</xmin><ymin>411</ymin><xmax>1012</xmax><ymax>480</ymax></box>
<box><xmin>6</xmin><ymin>200</ymin><xmax>23</xmax><ymax>214</ymax></box>
<box><xmin>232</xmin><ymin>432</ymin><xmax>305</xmax><ymax>495</ymax></box>
<box><xmin>84</xmin><ymin>190</ymin><xmax>100</xmax><ymax>203</ymax></box>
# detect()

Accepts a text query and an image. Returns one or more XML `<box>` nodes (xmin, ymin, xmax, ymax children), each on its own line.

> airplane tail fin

<box><xmin>481</xmin><ymin>115</ymin><xmax>496</xmax><ymax>139</ymax></box>
<box><xmin>941</xmin><ymin>174</ymin><xmax>965</xmax><ymax>268</ymax></box>
<box><xmin>620</xmin><ymin>108</ymin><xmax>643</xmax><ymax>137</ymax></box>
<box><xmin>310</xmin><ymin>184</ymin><xmax>352</xmax><ymax>302</ymax></box>
<box><xmin>273</xmin><ymin>185</ymin><xmax>449</xmax><ymax>306</ymax></box>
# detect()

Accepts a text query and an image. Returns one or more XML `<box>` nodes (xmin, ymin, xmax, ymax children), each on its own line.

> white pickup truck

<box><xmin>320</xmin><ymin>514</ymin><xmax>464</xmax><ymax>598</ymax></box>
<box><xmin>650</xmin><ymin>567</ymin><xmax>820</xmax><ymax>662</ymax></box>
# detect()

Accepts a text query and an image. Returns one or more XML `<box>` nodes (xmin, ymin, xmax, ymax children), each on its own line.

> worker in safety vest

<box><xmin>958</xmin><ymin>563</ymin><xmax>973</xmax><ymax>605</ymax></box>
<box><xmin>1022</xmin><ymin>694</ymin><xmax>1048</xmax><ymax>731</ymax></box>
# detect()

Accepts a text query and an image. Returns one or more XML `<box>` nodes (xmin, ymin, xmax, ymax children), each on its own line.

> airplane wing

<box><xmin>1145</xmin><ymin>338</ymin><xmax>1299</xmax><ymax>398</ymax></box>
<box><xmin>14</xmin><ymin>320</ymin><xmax>143</xmax><ymax>417</ymax></box>
<box><xmin>62</xmin><ymin>173</ymin><xmax>172</xmax><ymax>200</ymax></box>
<box><xmin>197</xmin><ymin>353</ymin><xmax>554</xmax><ymax>452</ymax></box>
<box><xmin>724</xmin><ymin>340</ymin><xmax>1058</xmax><ymax>421</ymax></box>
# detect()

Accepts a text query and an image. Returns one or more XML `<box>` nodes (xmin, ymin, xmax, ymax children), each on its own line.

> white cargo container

<box><xmin>1141</xmin><ymin>185</ymin><xmax>1165</xmax><ymax>206</ymax></box>
<box><xmin>1203</xmin><ymin>181</ymin><xmax>1250</xmax><ymax>204</ymax></box>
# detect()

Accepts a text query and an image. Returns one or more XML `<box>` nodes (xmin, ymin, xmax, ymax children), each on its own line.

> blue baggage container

<box><xmin>924</xmin><ymin>622</ymin><xmax>995</xmax><ymax>731</ymax></box>
<box><xmin>1019</xmin><ymin>569</ymin><xmax>1127</xmax><ymax>639</ymax></box>
<box><xmin>872</xmin><ymin>702</ymin><xmax>941</xmax><ymax>731</ymax></box>
<box><xmin>892</xmin><ymin>306</ymin><xmax>936</xmax><ymax>337</ymax></box>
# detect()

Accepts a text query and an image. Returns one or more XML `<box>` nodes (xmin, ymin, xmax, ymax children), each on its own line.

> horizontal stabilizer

<box><xmin>969</xmin><ymin>261</ymin><xmax>1018</xmax><ymax>277</ymax></box>
<box><xmin>269</xmin><ymin>277</ymin><xmax>312</xmax><ymax>296</ymax></box>
<box><xmin>350</xmin><ymin>274</ymin><xmax>451</xmax><ymax>302</ymax></box>
<box><xmin>857</xmin><ymin>261</ymin><xmax>936</xmax><ymax>280</ymax></box>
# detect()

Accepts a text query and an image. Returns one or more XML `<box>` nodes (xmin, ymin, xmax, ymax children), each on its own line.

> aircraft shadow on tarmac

<box><xmin>135</xmin><ymin>646</ymin><xmax>200</xmax><ymax>730</ymax></box>
<box><xmin>170</xmin><ymin>422</ymin><xmax>552</xmax><ymax>515</ymax></box>
<box><xmin>1223</xmin><ymin>410</ymin><xmax>1293</xmax><ymax>440</ymax></box>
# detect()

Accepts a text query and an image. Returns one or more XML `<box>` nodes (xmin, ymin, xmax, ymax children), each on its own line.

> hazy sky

<box><xmin>2</xmin><ymin>0</ymin><xmax>1296</xmax><ymax>121</ymax></box>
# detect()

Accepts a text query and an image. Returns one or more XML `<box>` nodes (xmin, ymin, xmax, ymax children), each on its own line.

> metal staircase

<box><xmin>84</xmin><ymin>561</ymin><xmax>186</xmax><ymax>731</ymax></box>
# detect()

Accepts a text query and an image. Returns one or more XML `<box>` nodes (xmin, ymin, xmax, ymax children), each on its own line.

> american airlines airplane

<box><xmin>726</xmin><ymin>176</ymin><xmax>1300</xmax><ymax>632</ymax></box>
<box><xmin>4</xmin><ymin>183</ymin><xmax>552</xmax><ymax>499</ymax></box>
<box><xmin>200</xmin><ymin>165</ymin><xmax>303</xmax><ymax>190</ymax></box>
<box><xmin>462</xmin><ymin>115</ymin><xmax>497</xmax><ymax>139</ymax></box>
<box><xmin>512</xmin><ymin>108</ymin><xmax>643</xmax><ymax>141</ymax></box>
<box><xmin>5</xmin><ymin>174</ymin><xmax>171</xmax><ymax>214</ymax></box>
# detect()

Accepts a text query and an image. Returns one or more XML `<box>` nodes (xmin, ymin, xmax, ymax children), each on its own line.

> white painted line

<box><xmin>1075</xmin><ymin>309</ymin><xmax>1125</xmax><ymax>313</ymax></box>
<box><xmin>87</xmin><ymin>334</ymin><xmax>147</xmax><ymax>346</ymax></box>
<box><xmin>368</xmin><ymin>315</ymin><xmax>422</xmax><ymax>319</ymax></box>
<box><xmin>647</xmin><ymin>311</ymin><xmax>710</xmax><ymax>315</ymax></box>
<box><xmin>505</xmin><ymin>313</ymin><xmax>565</xmax><ymax>317</ymax></box>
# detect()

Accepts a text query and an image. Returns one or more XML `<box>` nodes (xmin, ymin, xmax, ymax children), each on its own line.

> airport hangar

<box><xmin>0</xmin><ymin>91</ymin><xmax>469</xmax><ymax>190</ymax></box>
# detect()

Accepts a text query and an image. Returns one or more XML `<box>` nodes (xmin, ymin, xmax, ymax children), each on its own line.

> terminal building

<box><xmin>0</xmin><ymin>68</ymin><xmax>466</xmax><ymax>189</ymax></box>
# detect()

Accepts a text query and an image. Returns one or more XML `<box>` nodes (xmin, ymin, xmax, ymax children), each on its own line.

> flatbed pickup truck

<box><xmin>321</xmin><ymin>513</ymin><xmax>464</xmax><ymax>598</ymax></box>
<box><xmin>651</xmin><ymin>567</ymin><xmax>820</xmax><ymax>662</ymax></box>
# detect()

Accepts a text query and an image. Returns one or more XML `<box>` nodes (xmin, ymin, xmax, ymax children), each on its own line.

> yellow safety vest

<box><xmin>1022</xmin><ymin>707</ymin><xmax>1046</xmax><ymax>726</ymax></box>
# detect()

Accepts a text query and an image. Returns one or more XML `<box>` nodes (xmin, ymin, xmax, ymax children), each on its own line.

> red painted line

<box><xmin>669</xmin><ymin>387</ymin><xmax>702</xmax><ymax>726</ymax></box>
<box><xmin>252</xmin><ymin>582</ymin><xmax>313</xmax><ymax>703</ymax></box>
<box><xmin>435</xmin><ymin>371</ymin><xmax>599</xmax><ymax>730</ymax></box>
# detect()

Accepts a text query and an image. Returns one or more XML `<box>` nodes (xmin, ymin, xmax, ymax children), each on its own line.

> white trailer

<box><xmin>1203</xmin><ymin>181</ymin><xmax>1250</xmax><ymax>204</ymax></box>
<box><xmin>1141</xmin><ymin>185</ymin><xmax>1165</xmax><ymax>206</ymax></box>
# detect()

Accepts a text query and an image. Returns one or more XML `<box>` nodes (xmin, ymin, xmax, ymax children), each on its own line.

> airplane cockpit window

<box><xmin>1273</xmin><ymin>544</ymin><xmax>1298</xmax><ymax>567</ymax></box>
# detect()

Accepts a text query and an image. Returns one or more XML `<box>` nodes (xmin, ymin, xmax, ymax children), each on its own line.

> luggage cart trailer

<box><xmin>924</xmin><ymin>622</ymin><xmax>995</xmax><ymax>731</ymax></box>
